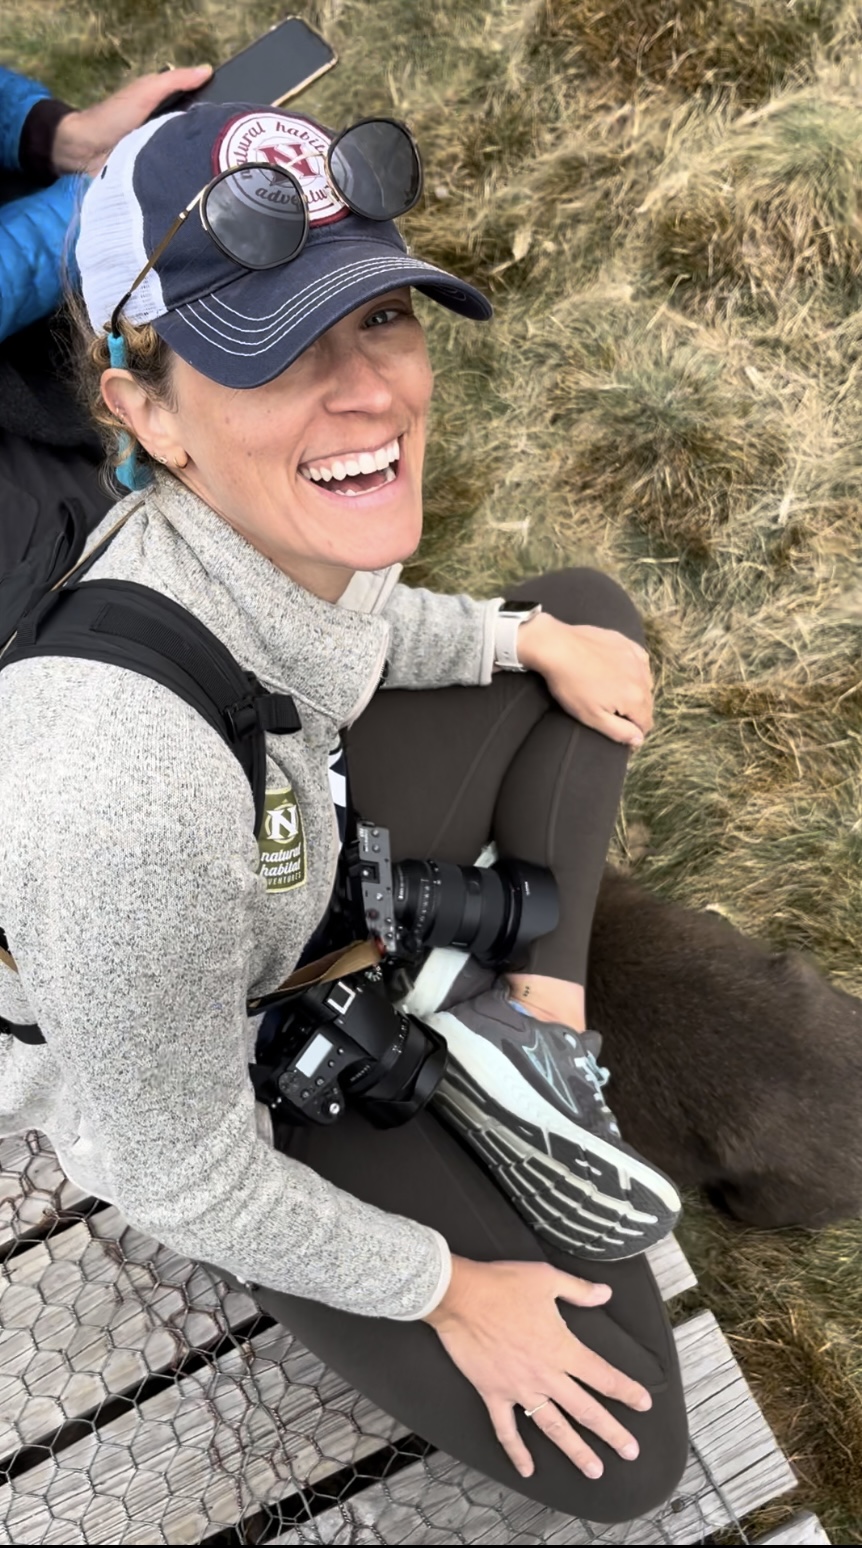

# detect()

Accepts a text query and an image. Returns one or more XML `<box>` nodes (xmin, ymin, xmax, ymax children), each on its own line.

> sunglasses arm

<box><xmin>107</xmin><ymin>190</ymin><xmax>206</xmax><ymax>341</ymax></box>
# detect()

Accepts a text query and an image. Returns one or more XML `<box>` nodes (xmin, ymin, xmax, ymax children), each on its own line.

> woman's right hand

<box><xmin>423</xmin><ymin>1256</ymin><xmax>652</xmax><ymax>1480</ymax></box>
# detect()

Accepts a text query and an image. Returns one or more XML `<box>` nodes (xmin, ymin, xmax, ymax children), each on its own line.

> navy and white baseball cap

<box><xmin>77</xmin><ymin>102</ymin><xmax>492</xmax><ymax>389</ymax></box>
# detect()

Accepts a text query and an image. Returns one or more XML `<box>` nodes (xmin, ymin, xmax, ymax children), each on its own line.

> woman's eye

<box><xmin>365</xmin><ymin>306</ymin><xmax>407</xmax><ymax>328</ymax></box>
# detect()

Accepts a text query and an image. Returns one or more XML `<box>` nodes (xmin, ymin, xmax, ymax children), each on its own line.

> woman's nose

<box><xmin>320</xmin><ymin>345</ymin><xmax>394</xmax><ymax>415</ymax></box>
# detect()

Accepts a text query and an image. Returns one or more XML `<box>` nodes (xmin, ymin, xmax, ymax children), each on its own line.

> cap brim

<box><xmin>153</xmin><ymin>240</ymin><xmax>492</xmax><ymax>389</ymax></box>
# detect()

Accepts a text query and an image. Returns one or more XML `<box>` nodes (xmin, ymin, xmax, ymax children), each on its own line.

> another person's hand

<box><xmin>424</xmin><ymin>1256</ymin><xmax>652</xmax><ymax>1479</ymax></box>
<box><xmin>517</xmin><ymin>613</ymin><xmax>653</xmax><ymax>747</ymax></box>
<box><xmin>50</xmin><ymin>65</ymin><xmax>213</xmax><ymax>177</ymax></box>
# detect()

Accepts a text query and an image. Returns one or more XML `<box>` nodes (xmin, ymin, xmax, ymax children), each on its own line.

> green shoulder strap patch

<box><xmin>257</xmin><ymin>785</ymin><xmax>307</xmax><ymax>892</ymax></box>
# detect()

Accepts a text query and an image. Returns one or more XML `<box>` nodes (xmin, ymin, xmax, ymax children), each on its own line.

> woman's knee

<box><xmin>514</xmin><ymin>568</ymin><xmax>645</xmax><ymax>648</ymax></box>
<box><xmin>600</xmin><ymin>1394</ymin><xmax>689</xmax><ymax>1524</ymax></box>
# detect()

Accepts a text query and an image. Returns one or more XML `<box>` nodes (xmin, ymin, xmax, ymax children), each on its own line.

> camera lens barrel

<box><xmin>391</xmin><ymin>856</ymin><xmax>558</xmax><ymax>967</ymax></box>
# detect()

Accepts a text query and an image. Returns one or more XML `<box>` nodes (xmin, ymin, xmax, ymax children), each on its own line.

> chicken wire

<box><xmin>1</xmin><ymin>1131</ymin><xmax>755</xmax><ymax>1547</ymax></box>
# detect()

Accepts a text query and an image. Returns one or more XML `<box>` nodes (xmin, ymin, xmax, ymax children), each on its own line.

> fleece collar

<box><xmin>83</xmin><ymin>475</ymin><xmax>391</xmax><ymax>728</ymax></box>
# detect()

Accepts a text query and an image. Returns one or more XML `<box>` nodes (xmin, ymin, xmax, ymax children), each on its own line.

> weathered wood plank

<box><xmin>755</xmin><ymin>1513</ymin><xmax>831</xmax><ymax>1545</ymax></box>
<box><xmin>0</xmin><ymin>1206</ymin><xmax>257</xmax><ymax>1455</ymax></box>
<box><xmin>645</xmin><ymin>1234</ymin><xmax>697</xmax><ymax>1301</ymax></box>
<box><xmin>0</xmin><ymin>1133</ymin><xmax>90</xmax><ymax>1251</ymax></box>
<box><xmin>270</xmin><ymin>1311</ymin><xmax>796</xmax><ymax>1546</ymax></box>
<box><xmin>0</xmin><ymin>1320</ymin><xmax>408</xmax><ymax>1546</ymax></box>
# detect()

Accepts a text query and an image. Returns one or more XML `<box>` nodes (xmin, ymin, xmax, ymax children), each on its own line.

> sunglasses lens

<box><xmin>330</xmin><ymin>121</ymin><xmax>421</xmax><ymax>220</ymax></box>
<box><xmin>204</xmin><ymin>166</ymin><xmax>307</xmax><ymax>268</ymax></box>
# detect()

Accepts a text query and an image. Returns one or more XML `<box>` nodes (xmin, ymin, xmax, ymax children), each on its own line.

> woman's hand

<box><xmin>516</xmin><ymin>614</ymin><xmax>653</xmax><ymax>747</ymax></box>
<box><xmin>51</xmin><ymin>66</ymin><xmax>213</xmax><ymax>177</ymax></box>
<box><xmin>424</xmin><ymin>1257</ymin><xmax>652</xmax><ymax>1479</ymax></box>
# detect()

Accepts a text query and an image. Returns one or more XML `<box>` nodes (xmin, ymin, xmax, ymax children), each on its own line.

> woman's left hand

<box><xmin>516</xmin><ymin>614</ymin><xmax>653</xmax><ymax>748</ymax></box>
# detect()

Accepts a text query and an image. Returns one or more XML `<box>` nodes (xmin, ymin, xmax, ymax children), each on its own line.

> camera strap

<box><xmin>247</xmin><ymin>937</ymin><xmax>382</xmax><ymax>1014</ymax></box>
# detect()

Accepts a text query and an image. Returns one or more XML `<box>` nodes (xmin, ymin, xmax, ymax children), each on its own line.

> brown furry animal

<box><xmin>586</xmin><ymin>867</ymin><xmax>862</xmax><ymax>1229</ymax></box>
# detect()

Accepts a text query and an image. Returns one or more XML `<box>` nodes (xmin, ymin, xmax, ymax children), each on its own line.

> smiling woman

<box><xmin>1</xmin><ymin>98</ymin><xmax>687</xmax><ymax>1522</ymax></box>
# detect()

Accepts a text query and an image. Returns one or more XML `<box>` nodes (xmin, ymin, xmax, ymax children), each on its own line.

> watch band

<box><xmin>493</xmin><ymin>601</ymin><xmax>542</xmax><ymax>672</ymax></box>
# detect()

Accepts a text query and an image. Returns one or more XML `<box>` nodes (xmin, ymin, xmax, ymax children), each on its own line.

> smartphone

<box><xmin>150</xmin><ymin>17</ymin><xmax>337</xmax><ymax>118</ymax></box>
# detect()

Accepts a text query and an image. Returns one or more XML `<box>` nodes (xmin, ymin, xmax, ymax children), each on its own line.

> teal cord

<box><xmin>107</xmin><ymin>332</ymin><xmax>152</xmax><ymax>491</ymax></box>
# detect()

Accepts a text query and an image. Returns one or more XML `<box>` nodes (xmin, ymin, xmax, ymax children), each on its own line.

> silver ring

<box><xmin>524</xmin><ymin>1399</ymin><xmax>550</xmax><ymax>1419</ymax></box>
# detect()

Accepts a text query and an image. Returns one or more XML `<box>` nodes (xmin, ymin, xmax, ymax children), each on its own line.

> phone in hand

<box><xmin>150</xmin><ymin>16</ymin><xmax>337</xmax><ymax>118</ymax></box>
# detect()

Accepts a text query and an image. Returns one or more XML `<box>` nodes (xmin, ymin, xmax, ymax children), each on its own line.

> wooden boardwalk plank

<box><xmin>0</xmin><ymin>1321</ymin><xmax>408</xmax><ymax>1546</ymax></box>
<box><xmin>269</xmin><ymin>1312</ymin><xmax>796</xmax><ymax>1546</ymax></box>
<box><xmin>755</xmin><ymin>1513</ymin><xmax>831</xmax><ymax>1545</ymax></box>
<box><xmin>645</xmin><ymin>1234</ymin><xmax>697</xmax><ymax>1301</ymax></box>
<box><xmin>0</xmin><ymin>1228</ymin><xmax>697</xmax><ymax>1547</ymax></box>
<box><xmin>0</xmin><ymin>1207</ymin><xmax>256</xmax><ymax>1455</ymax></box>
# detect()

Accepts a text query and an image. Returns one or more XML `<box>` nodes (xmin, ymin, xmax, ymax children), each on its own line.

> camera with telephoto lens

<box><xmin>342</xmin><ymin>821</ymin><xmax>559</xmax><ymax>968</ymax></box>
<box><xmin>257</xmin><ymin>824</ymin><xmax>559</xmax><ymax>1129</ymax></box>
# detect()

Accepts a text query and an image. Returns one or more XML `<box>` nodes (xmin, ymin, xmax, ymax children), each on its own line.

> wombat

<box><xmin>586</xmin><ymin>867</ymin><xmax>862</xmax><ymax>1229</ymax></box>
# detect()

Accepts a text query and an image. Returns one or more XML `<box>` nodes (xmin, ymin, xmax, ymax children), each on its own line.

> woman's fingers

<box><xmin>600</xmin><ymin>711</ymin><xmax>645</xmax><ymax>747</ymax></box>
<box><xmin>552</xmin><ymin>1270</ymin><xmax>653</xmax><ymax>1413</ymax></box>
<box><xmin>527</xmin><ymin>1399</ymin><xmax>605</xmax><ymax>1478</ymax></box>
<box><xmin>551</xmin><ymin>1271</ymin><xmax>613</xmax><ymax>1307</ymax></box>
<box><xmin>551</xmin><ymin>1376</ymin><xmax>641</xmax><ymax>1459</ymax></box>
<box><xmin>487</xmin><ymin>1398</ymin><xmax>536</xmax><ymax>1479</ymax></box>
<box><xmin>565</xmin><ymin>1338</ymin><xmax>653</xmax><ymax>1413</ymax></box>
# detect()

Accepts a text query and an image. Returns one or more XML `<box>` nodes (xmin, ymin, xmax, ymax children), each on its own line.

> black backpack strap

<box><xmin>3</xmin><ymin>578</ymin><xmax>301</xmax><ymax>832</ymax></box>
<box><xmin>1</xmin><ymin>578</ymin><xmax>302</xmax><ymax>1048</ymax></box>
<box><xmin>0</xmin><ymin>503</ymin><xmax>144</xmax><ymax>660</ymax></box>
<box><xmin>1</xmin><ymin>512</ymin><xmax>304</xmax><ymax>1049</ymax></box>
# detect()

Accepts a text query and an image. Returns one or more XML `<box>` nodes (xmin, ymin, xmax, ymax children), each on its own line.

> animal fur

<box><xmin>586</xmin><ymin>867</ymin><xmax>862</xmax><ymax>1229</ymax></box>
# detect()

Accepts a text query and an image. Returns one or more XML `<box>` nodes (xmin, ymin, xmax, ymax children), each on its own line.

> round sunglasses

<box><xmin>109</xmin><ymin>117</ymin><xmax>423</xmax><ymax>337</ymax></box>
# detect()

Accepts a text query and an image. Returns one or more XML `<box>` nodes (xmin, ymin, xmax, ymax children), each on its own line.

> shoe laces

<box><xmin>585</xmin><ymin>1048</ymin><xmax>611</xmax><ymax>1090</ymax></box>
<box><xmin>565</xmin><ymin>1032</ymin><xmax>617</xmax><ymax>1126</ymax></box>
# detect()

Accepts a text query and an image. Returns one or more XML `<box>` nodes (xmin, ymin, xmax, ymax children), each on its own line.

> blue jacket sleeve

<box><xmin>0</xmin><ymin>176</ymin><xmax>79</xmax><ymax>339</ymax></box>
<box><xmin>0</xmin><ymin>64</ymin><xmax>52</xmax><ymax>170</ymax></box>
<box><xmin>0</xmin><ymin>65</ymin><xmax>80</xmax><ymax>338</ymax></box>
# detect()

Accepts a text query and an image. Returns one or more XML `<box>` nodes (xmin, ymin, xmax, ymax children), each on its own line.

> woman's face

<box><xmin>120</xmin><ymin>288</ymin><xmax>434</xmax><ymax>601</ymax></box>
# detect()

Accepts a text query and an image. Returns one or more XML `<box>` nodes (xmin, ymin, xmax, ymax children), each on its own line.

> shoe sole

<box><xmin>428</xmin><ymin>1012</ymin><xmax>681</xmax><ymax>1260</ymax></box>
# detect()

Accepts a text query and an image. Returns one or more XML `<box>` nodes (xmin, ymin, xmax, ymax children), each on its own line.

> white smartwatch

<box><xmin>493</xmin><ymin>600</ymin><xmax>543</xmax><ymax>672</ymax></box>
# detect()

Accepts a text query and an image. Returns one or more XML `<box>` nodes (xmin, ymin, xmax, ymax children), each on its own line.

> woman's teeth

<box><xmin>299</xmin><ymin>437</ymin><xmax>400</xmax><ymax>485</ymax></box>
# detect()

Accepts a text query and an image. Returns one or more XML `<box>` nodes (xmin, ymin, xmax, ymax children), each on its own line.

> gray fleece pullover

<box><xmin>0</xmin><ymin>475</ymin><xmax>502</xmax><ymax>1320</ymax></box>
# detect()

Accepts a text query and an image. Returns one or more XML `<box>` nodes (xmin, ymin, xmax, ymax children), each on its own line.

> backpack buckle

<box><xmin>224</xmin><ymin>690</ymin><xmax>302</xmax><ymax>742</ymax></box>
<box><xmin>223</xmin><ymin>695</ymin><xmax>259</xmax><ymax>742</ymax></box>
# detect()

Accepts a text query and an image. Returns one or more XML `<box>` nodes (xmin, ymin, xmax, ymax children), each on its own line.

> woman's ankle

<box><xmin>504</xmin><ymin>973</ymin><xmax>586</xmax><ymax>1032</ymax></box>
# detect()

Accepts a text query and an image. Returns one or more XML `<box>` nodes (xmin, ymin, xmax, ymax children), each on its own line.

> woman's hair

<box><xmin>68</xmin><ymin>292</ymin><xmax>176</xmax><ymax>482</ymax></box>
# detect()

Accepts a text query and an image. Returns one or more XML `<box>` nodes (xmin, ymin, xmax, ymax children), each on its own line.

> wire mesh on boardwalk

<box><xmin>1</xmin><ymin>1131</ymin><xmax>798</xmax><ymax>1547</ymax></box>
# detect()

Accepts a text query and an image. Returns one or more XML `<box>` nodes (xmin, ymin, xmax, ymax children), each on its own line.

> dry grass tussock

<box><xmin>3</xmin><ymin>0</ymin><xmax>862</xmax><ymax>1535</ymax></box>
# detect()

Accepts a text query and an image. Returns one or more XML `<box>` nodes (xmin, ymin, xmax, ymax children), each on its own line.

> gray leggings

<box><xmin>251</xmin><ymin>570</ymin><xmax>688</xmax><ymax>1523</ymax></box>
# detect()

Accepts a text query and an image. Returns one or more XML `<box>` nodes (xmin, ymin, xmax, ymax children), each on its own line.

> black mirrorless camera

<box><xmin>253</xmin><ymin>823</ymin><xmax>559</xmax><ymax>1130</ymax></box>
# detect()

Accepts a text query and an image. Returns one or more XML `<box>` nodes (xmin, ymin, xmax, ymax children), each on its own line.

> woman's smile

<box><xmin>298</xmin><ymin>434</ymin><xmax>403</xmax><ymax>501</ymax></box>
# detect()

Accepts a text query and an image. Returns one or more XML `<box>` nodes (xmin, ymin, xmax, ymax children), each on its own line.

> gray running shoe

<box><xmin>425</xmin><ymin>984</ymin><xmax>682</xmax><ymax>1260</ymax></box>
